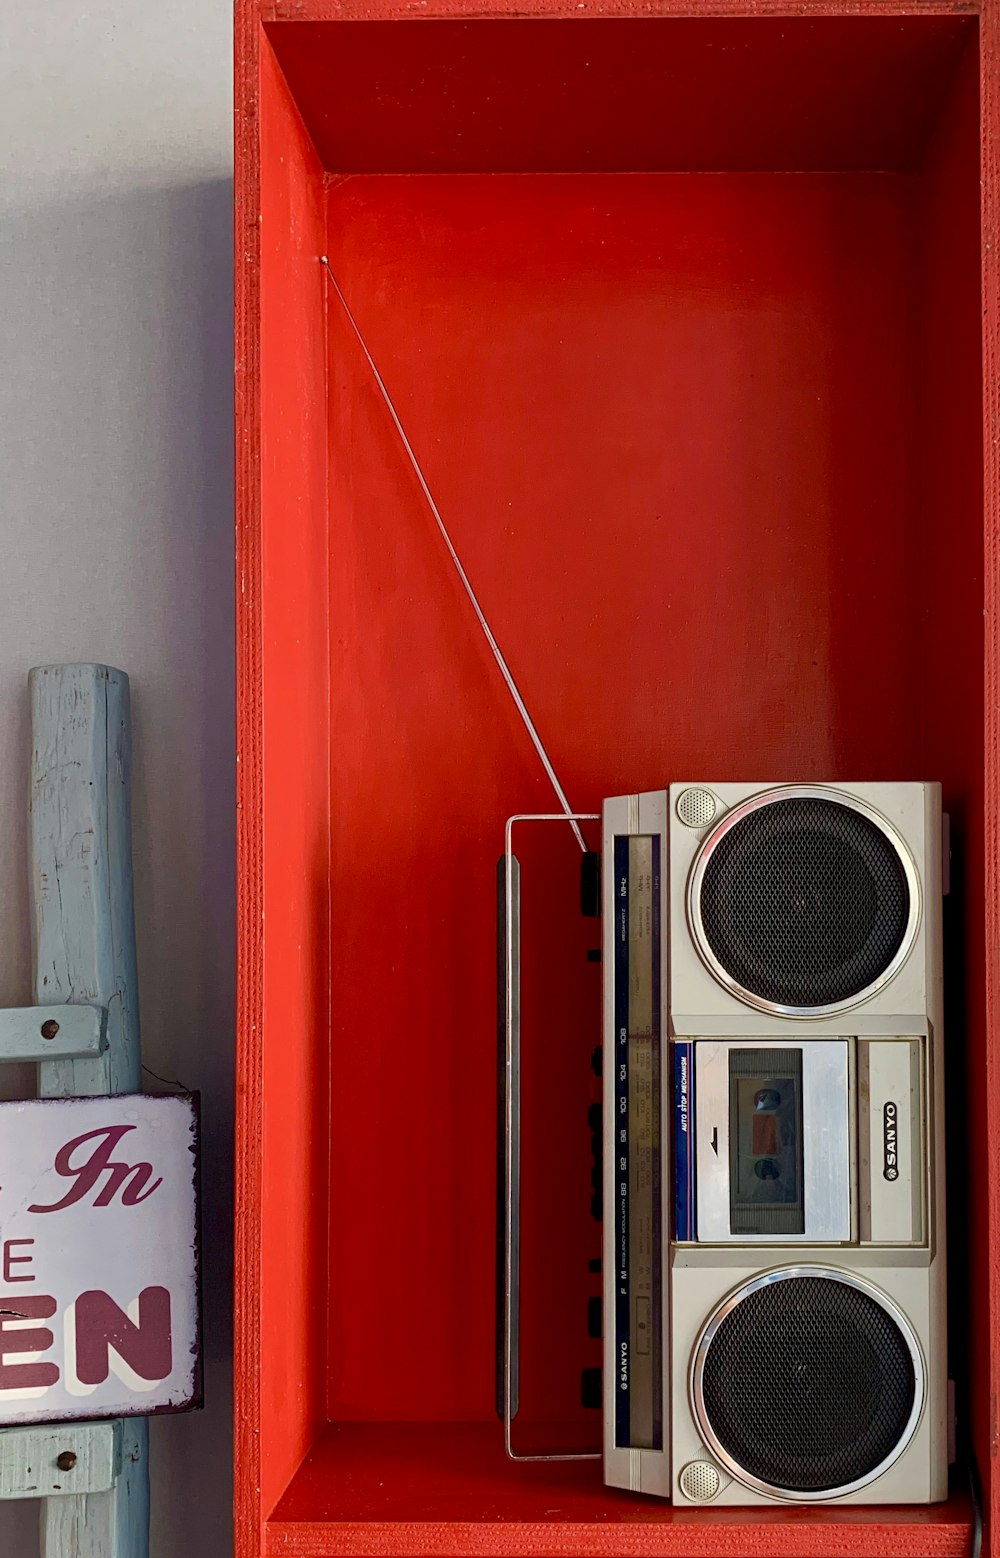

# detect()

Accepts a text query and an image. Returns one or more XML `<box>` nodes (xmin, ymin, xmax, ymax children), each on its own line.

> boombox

<box><xmin>601</xmin><ymin>782</ymin><xmax>947</xmax><ymax>1507</ymax></box>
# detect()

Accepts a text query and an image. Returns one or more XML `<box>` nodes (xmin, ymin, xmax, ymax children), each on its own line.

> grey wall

<box><xmin>0</xmin><ymin>5</ymin><xmax>234</xmax><ymax>1554</ymax></box>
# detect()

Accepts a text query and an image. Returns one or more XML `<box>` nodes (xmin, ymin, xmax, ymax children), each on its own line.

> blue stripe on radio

<box><xmin>674</xmin><ymin>1041</ymin><xmax>694</xmax><ymax>1241</ymax></box>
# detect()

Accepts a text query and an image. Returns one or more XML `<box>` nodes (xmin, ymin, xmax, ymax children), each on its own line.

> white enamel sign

<box><xmin>0</xmin><ymin>1092</ymin><xmax>200</xmax><ymax>1424</ymax></box>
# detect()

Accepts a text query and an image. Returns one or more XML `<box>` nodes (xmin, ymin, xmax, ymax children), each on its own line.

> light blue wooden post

<box><xmin>0</xmin><ymin>665</ymin><xmax>150</xmax><ymax>1558</ymax></box>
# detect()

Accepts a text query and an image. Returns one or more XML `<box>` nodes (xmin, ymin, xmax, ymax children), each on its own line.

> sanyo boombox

<box><xmin>601</xmin><ymin>782</ymin><xmax>947</xmax><ymax>1507</ymax></box>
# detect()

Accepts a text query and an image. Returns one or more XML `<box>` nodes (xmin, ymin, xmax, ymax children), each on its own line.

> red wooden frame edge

<box><xmin>263</xmin><ymin>1</ymin><xmax>979</xmax><ymax>22</ymax></box>
<box><xmin>979</xmin><ymin>0</ymin><xmax>1000</xmax><ymax>1514</ymax></box>
<box><xmin>263</xmin><ymin>1513</ymin><xmax>974</xmax><ymax>1558</ymax></box>
<box><xmin>235</xmin><ymin>1</ymin><xmax>265</xmax><ymax>1553</ymax></box>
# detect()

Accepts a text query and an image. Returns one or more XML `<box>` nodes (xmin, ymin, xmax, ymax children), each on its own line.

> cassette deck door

<box><xmin>694</xmin><ymin>1039</ymin><xmax>853</xmax><ymax>1244</ymax></box>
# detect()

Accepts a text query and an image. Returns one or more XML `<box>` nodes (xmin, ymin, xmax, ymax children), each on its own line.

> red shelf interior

<box><xmin>266</xmin><ymin>1424</ymin><xmax>973</xmax><ymax>1556</ymax></box>
<box><xmin>240</xmin><ymin>7</ymin><xmax>989</xmax><ymax>1554</ymax></box>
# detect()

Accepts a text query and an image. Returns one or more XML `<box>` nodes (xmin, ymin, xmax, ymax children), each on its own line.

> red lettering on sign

<box><xmin>74</xmin><ymin>1287</ymin><xmax>172</xmax><ymax>1385</ymax></box>
<box><xmin>2</xmin><ymin>1240</ymin><xmax>35</xmax><ymax>1283</ymax></box>
<box><xmin>0</xmin><ymin>1294</ymin><xmax>59</xmax><ymax>1390</ymax></box>
<box><xmin>28</xmin><ymin>1126</ymin><xmax>163</xmax><ymax>1214</ymax></box>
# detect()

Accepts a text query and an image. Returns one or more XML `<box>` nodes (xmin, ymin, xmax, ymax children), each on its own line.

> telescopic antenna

<box><xmin>320</xmin><ymin>256</ymin><xmax>587</xmax><ymax>854</ymax></box>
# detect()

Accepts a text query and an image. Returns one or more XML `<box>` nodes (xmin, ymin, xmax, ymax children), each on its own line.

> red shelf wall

<box><xmin>235</xmin><ymin>4</ymin><xmax>1000</xmax><ymax>1554</ymax></box>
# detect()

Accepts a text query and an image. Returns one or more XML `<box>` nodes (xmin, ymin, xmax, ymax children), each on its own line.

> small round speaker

<box><xmin>679</xmin><ymin>1460</ymin><xmax>727</xmax><ymax>1501</ymax></box>
<box><xmin>688</xmin><ymin>787</ymin><xmax>918</xmax><ymax>1015</ymax></box>
<box><xmin>691</xmin><ymin>1268</ymin><xmax>924</xmax><ymax>1501</ymax></box>
<box><xmin>677</xmin><ymin>787</ymin><xmax>718</xmax><ymax>829</ymax></box>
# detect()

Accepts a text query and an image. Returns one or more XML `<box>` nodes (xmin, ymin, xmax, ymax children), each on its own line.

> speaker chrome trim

<box><xmin>689</xmin><ymin>1265</ymin><xmax>926</xmax><ymax>1503</ymax></box>
<box><xmin>687</xmin><ymin>785</ymin><xmax>921</xmax><ymax>1018</ymax></box>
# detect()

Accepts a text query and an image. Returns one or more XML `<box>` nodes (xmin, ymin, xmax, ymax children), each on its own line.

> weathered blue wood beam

<box><xmin>26</xmin><ymin>665</ymin><xmax>149</xmax><ymax>1558</ymax></box>
<box><xmin>0</xmin><ymin>1423</ymin><xmax>120</xmax><ymax>1500</ymax></box>
<box><xmin>0</xmin><ymin>1005</ymin><xmax>105</xmax><ymax>1063</ymax></box>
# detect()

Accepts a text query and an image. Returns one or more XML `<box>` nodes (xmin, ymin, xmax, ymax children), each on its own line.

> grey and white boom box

<box><xmin>601</xmin><ymin>783</ymin><xmax>947</xmax><ymax>1506</ymax></box>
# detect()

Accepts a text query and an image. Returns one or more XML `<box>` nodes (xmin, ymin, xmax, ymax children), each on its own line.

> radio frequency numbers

<box><xmin>627</xmin><ymin>835</ymin><xmax>658</xmax><ymax>1448</ymax></box>
<box><xmin>613</xmin><ymin>832</ymin><xmax>662</xmax><ymax>1452</ymax></box>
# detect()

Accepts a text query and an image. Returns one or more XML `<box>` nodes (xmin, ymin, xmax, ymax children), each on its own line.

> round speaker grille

<box><xmin>679</xmin><ymin>1461</ymin><xmax>723</xmax><ymax>1501</ymax></box>
<box><xmin>693</xmin><ymin>1271</ymin><xmax>921</xmax><ymax>1498</ymax></box>
<box><xmin>677</xmin><ymin>787</ymin><xmax>718</xmax><ymax>829</ymax></box>
<box><xmin>695</xmin><ymin>792</ymin><xmax>913</xmax><ymax>1012</ymax></box>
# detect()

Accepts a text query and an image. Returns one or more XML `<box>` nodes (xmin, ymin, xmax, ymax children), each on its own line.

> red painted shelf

<box><xmin>264</xmin><ymin>1425</ymin><xmax>974</xmax><ymax>1556</ymax></box>
<box><xmin>235</xmin><ymin>4</ymin><xmax>1000</xmax><ymax>1555</ymax></box>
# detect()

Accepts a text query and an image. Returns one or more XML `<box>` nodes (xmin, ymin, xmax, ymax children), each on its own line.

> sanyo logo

<box><xmin>883</xmin><ymin>1100</ymin><xmax>899</xmax><ymax>1182</ymax></box>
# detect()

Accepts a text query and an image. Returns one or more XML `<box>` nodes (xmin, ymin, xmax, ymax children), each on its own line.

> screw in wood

<box><xmin>56</xmin><ymin>1451</ymin><xmax>77</xmax><ymax>1472</ymax></box>
<box><xmin>40</xmin><ymin>1019</ymin><xmax>59</xmax><ymax>1040</ymax></box>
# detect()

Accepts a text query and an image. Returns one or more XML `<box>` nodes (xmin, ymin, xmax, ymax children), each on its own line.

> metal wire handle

<box><xmin>499</xmin><ymin>814</ymin><xmax>601</xmax><ymax>1462</ymax></box>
